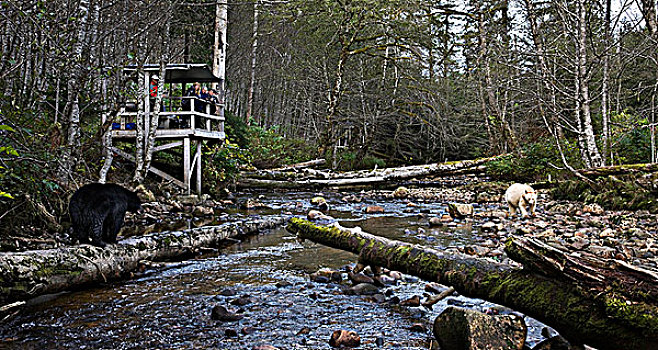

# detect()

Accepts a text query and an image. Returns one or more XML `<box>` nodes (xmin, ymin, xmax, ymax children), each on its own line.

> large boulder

<box><xmin>433</xmin><ymin>306</ymin><xmax>526</xmax><ymax>350</ymax></box>
<box><xmin>448</xmin><ymin>203</ymin><xmax>474</xmax><ymax>218</ymax></box>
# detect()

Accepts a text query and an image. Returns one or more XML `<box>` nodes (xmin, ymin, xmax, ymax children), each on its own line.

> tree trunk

<box><xmin>601</xmin><ymin>0</ymin><xmax>612</xmax><ymax>164</ymax></box>
<box><xmin>213</xmin><ymin>0</ymin><xmax>227</xmax><ymax>96</ymax></box>
<box><xmin>286</xmin><ymin>218</ymin><xmax>658</xmax><ymax>350</ymax></box>
<box><xmin>577</xmin><ymin>0</ymin><xmax>603</xmax><ymax>168</ymax></box>
<box><xmin>144</xmin><ymin>7</ymin><xmax>171</xmax><ymax>176</ymax></box>
<box><xmin>0</xmin><ymin>216</ymin><xmax>287</xmax><ymax>304</ymax></box>
<box><xmin>133</xmin><ymin>65</ymin><xmax>146</xmax><ymax>182</ymax></box>
<box><xmin>58</xmin><ymin>0</ymin><xmax>90</xmax><ymax>185</ymax></box>
<box><xmin>246</xmin><ymin>0</ymin><xmax>259</xmax><ymax>124</ymax></box>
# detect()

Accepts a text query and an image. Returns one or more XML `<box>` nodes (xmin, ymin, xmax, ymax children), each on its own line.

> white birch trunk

<box><xmin>133</xmin><ymin>65</ymin><xmax>146</xmax><ymax>182</ymax></box>
<box><xmin>58</xmin><ymin>0</ymin><xmax>90</xmax><ymax>184</ymax></box>
<box><xmin>577</xmin><ymin>0</ymin><xmax>603</xmax><ymax>168</ymax></box>
<box><xmin>246</xmin><ymin>0</ymin><xmax>259</xmax><ymax>124</ymax></box>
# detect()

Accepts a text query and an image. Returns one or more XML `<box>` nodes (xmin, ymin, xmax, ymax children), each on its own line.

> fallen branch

<box><xmin>422</xmin><ymin>286</ymin><xmax>456</xmax><ymax>308</ymax></box>
<box><xmin>286</xmin><ymin>218</ymin><xmax>658</xmax><ymax>350</ymax></box>
<box><xmin>0</xmin><ymin>216</ymin><xmax>288</xmax><ymax>304</ymax></box>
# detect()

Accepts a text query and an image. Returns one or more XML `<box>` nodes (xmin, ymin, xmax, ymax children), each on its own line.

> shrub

<box><xmin>486</xmin><ymin>140</ymin><xmax>580</xmax><ymax>182</ymax></box>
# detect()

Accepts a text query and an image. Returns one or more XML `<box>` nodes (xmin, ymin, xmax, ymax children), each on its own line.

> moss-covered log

<box><xmin>0</xmin><ymin>216</ymin><xmax>287</xmax><ymax>304</ymax></box>
<box><xmin>238</xmin><ymin>155</ymin><xmax>503</xmax><ymax>190</ymax></box>
<box><xmin>286</xmin><ymin>218</ymin><xmax>658</xmax><ymax>350</ymax></box>
<box><xmin>578</xmin><ymin>163</ymin><xmax>658</xmax><ymax>177</ymax></box>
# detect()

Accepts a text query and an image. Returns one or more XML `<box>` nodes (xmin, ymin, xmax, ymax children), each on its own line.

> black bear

<box><xmin>69</xmin><ymin>183</ymin><xmax>142</xmax><ymax>247</ymax></box>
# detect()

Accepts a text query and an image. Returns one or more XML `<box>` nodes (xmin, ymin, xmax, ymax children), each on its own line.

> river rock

<box><xmin>428</xmin><ymin>217</ymin><xmax>443</xmax><ymax>227</ymax></box>
<box><xmin>311</xmin><ymin>196</ymin><xmax>329</xmax><ymax>211</ymax></box>
<box><xmin>230</xmin><ymin>295</ymin><xmax>253</xmax><ymax>306</ymax></box>
<box><xmin>192</xmin><ymin>205</ymin><xmax>214</xmax><ymax>216</ymax></box>
<box><xmin>310</xmin><ymin>268</ymin><xmax>342</xmax><ymax>283</ymax></box>
<box><xmin>374</xmin><ymin>274</ymin><xmax>396</xmax><ymax>286</ymax></box>
<box><xmin>448</xmin><ymin>203</ymin><xmax>474</xmax><ymax>218</ymax></box>
<box><xmin>307</xmin><ymin>210</ymin><xmax>333</xmax><ymax>221</ymax></box>
<box><xmin>393</xmin><ymin>186</ymin><xmax>410</xmax><ymax>199</ymax></box>
<box><xmin>348</xmin><ymin>271</ymin><xmax>375</xmax><ymax>285</ymax></box>
<box><xmin>241</xmin><ymin>198</ymin><xmax>269</xmax><ymax>210</ymax></box>
<box><xmin>365</xmin><ymin>205</ymin><xmax>385</xmax><ymax>214</ymax></box>
<box><xmin>440</xmin><ymin>214</ymin><xmax>454</xmax><ymax>222</ymax></box>
<box><xmin>464</xmin><ymin>246</ymin><xmax>490</xmax><ymax>257</ymax></box>
<box><xmin>433</xmin><ymin>306</ymin><xmax>526</xmax><ymax>350</ymax></box>
<box><xmin>410</xmin><ymin>323</ymin><xmax>426</xmax><ymax>333</ymax></box>
<box><xmin>481</xmin><ymin>221</ymin><xmax>499</xmax><ymax>232</ymax></box>
<box><xmin>253</xmin><ymin>346</ymin><xmax>280</xmax><ymax>350</ymax></box>
<box><xmin>329</xmin><ymin>329</ymin><xmax>361</xmax><ymax>348</ymax></box>
<box><xmin>400</xmin><ymin>295</ymin><xmax>421</xmax><ymax>307</ymax></box>
<box><xmin>345</xmin><ymin>283</ymin><xmax>380</xmax><ymax>295</ymax></box>
<box><xmin>582</xmin><ymin>203</ymin><xmax>604</xmax><ymax>215</ymax></box>
<box><xmin>211</xmin><ymin>305</ymin><xmax>243</xmax><ymax>322</ymax></box>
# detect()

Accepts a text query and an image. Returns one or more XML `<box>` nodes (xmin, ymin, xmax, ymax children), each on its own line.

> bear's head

<box><xmin>523</xmin><ymin>189</ymin><xmax>537</xmax><ymax>206</ymax></box>
<box><xmin>126</xmin><ymin>190</ymin><xmax>142</xmax><ymax>213</ymax></box>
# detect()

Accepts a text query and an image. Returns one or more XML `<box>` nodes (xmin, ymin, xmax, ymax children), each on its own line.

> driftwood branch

<box><xmin>286</xmin><ymin>218</ymin><xmax>658</xmax><ymax>350</ymax></box>
<box><xmin>0</xmin><ymin>216</ymin><xmax>287</xmax><ymax>304</ymax></box>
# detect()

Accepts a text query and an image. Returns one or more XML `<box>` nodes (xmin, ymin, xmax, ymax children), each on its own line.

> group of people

<box><xmin>182</xmin><ymin>82</ymin><xmax>220</xmax><ymax>114</ymax></box>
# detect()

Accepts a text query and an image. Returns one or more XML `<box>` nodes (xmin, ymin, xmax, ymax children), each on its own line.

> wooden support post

<box><xmin>183</xmin><ymin>137</ymin><xmax>191</xmax><ymax>194</ymax></box>
<box><xmin>196</xmin><ymin>140</ymin><xmax>202</xmax><ymax>193</ymax></box>
<box><xmin>143</xmin><ymin>72</ymin><xmax>150</xmax><ymax>150</ymax></box>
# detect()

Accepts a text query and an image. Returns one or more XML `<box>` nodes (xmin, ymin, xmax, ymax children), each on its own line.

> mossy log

<box><xmin>0</xmin><ymin>216</ymin><xmax>287</xmax><ymax>304</ymax></box>
<box><xmin>238</xmin><ymin>155</ymin><xmax>502</xmax><ymax>190</ymax></box>
<box><xmin>578</xmin><ymin>163</ymin><xmax>658</xmax><ymax>177</ymax></box>
<box><xmin>286</xmin><ymin>218</ymin><xmax>658</xmax><ymax>350</ymax></box>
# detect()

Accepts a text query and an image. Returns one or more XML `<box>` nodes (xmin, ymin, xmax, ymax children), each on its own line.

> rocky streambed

<box><xmin>1</xmin><ymin>177</ymin><xmax>656</xmax><ymax>349</ymax></box>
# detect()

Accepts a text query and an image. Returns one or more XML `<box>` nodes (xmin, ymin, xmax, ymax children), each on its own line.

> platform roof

<box><xmin>123</xmin><ymin>64</ymin><xmax>222</xmax><ymax>83</ymax></box>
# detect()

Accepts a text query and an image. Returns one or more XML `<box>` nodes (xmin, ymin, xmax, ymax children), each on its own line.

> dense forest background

<box><xmin>0</xmin><ymin>0</ymin><xmax>657</xmax><ymax>232</ymax></box>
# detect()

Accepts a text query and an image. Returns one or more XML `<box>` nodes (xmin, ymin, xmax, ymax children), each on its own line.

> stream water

<box><xmin>0</xmin><ymin>191</ymin><xmax>549</xmax><ymax>349</ymax></box>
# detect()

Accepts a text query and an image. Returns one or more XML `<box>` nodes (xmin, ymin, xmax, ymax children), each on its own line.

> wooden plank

<box><xmin>152</xmin><ymin>141</ymin><xmax>183</xmax><ymax>153</ymax></box>
<box><xmin>195</xmin><ymin>140</ymin><xmax>202</xmax><ymax>193</ymax></box>
<box><xmin>193</xmin><ymin>129</ymin><xmax>225</xmax><ymax>139</ymax></box>
<box><xmin>110</xmin><ymin>147</ymin><xmax>185</xmax><ymax>188</ymax></box>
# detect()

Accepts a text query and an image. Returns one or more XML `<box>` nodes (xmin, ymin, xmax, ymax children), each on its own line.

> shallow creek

<box><xmin>0</xmin><ymin>191</ymin><xmax>549</xmax><ymax>349</ymax></box>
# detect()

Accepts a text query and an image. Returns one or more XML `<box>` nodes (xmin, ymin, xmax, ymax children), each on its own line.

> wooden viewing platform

<box><xmin>103</xmin><ymin>64</ymin><xmax>226</xmax><ymax>193</ymax></box>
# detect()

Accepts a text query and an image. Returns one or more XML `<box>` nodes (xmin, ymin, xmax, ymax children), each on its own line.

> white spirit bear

<box><xmin>504</xmin><ymin>183</ymin><xmax>537</xmax><ymax>218</ymax></box>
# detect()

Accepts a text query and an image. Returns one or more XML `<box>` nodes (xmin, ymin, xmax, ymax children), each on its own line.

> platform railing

<box><xmin>112</xmin><ymin>96</ymin><xmax>225</xmax><ymax>138</ymax></box>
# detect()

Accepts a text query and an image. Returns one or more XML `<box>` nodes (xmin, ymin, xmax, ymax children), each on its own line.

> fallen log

<box><xmin>238</xmin><ymin>155</ymin><xmax>502</xmax><ymax>190</ymax></box>
<box><xmin>286</xmin><ymin>218</ymin><xmax>658</xmax><ymax>350</ymax></box>
<box><xmin>0</xmin><ymin>216</ymin><xmax>287</xmax><ymax>304</ymax></box>
<box><xmin>506</xmin><ymin>237</ymin><xmax>658</xmax><ymax>303</ymax></box>
<box><xmin>269</xmin><ymin>158</ymin><xmax>326</xmax><ymax>171</ymax></box>
<box><xmin>578</xmin><ymin>162</ymin><xmax>658</xmax><ymax>177</ymax></box>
